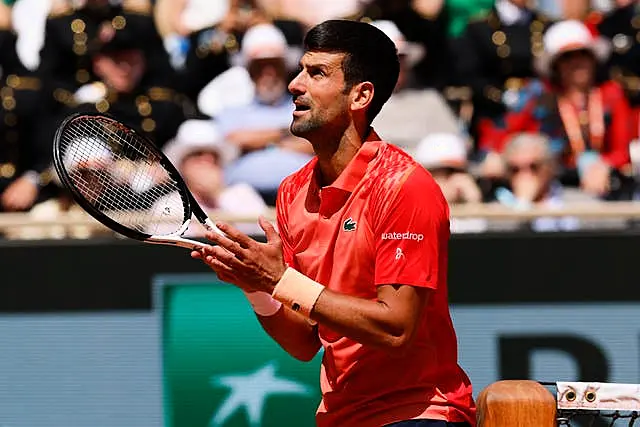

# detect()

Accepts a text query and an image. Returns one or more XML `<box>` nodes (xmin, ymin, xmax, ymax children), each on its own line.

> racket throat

<box><xmin>146</xmin><ymin>235</ymin><xmax>209</xmax><ymax>251</ymax></box>
<box><xmin>203</xmin><ymin>217</ymin><xmax>224</xmax><ymax>236</ymax></box>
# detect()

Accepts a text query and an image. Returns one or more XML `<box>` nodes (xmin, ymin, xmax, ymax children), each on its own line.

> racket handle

<box><xmin>204</xmin><ymin>217</ymin><xmax>225</xmax><ymax>236</ymax></box>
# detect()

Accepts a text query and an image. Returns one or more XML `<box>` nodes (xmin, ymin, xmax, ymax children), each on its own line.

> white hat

<box><xmin>241</xmin><ymin>23</ymin><xmax>288</xmax><ymax>62</ymax></box>
<box><xmin>370</xmin><ymin>20</ymin><xmax>425</xmax><ymax>67</ymax></box>
<box><xmin>164</xmin><ymin>120</ymin><xmax>238</xmax><ymax>167</ymax></box>
<box><xmin>63</xmin><ymin>136</ymin><xmax>114</xmax><ymax>171</ymax></box>
<box><xmin>414</xmin><ymin>133</ymin><xmax>468</xmax><ymax>170</ymax></box>
<box><xmin>535</xmin><ymin>20</ymin><xmax>610</xmax><ymax>76</ymax></box>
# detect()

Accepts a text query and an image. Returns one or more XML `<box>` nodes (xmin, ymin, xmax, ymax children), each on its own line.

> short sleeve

<box><xmin>373</xmin><ymin>168</ymin><xmax>449</xmax><ymax>289</ymax></box>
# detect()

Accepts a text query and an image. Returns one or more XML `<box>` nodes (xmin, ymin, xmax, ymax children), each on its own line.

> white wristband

<box><xmin>243</xmin><ymin>291</ymin><xmax>282</xmax><ymax>317</ymax></box>
<box><xmin>272</xmin><ymin>267</ymin><xmax>325</xmax><ymax>318</ymax></box>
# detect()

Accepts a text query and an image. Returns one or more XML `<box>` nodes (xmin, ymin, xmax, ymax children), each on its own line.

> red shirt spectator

<box><xmin>479</xmin><ymin>20</ymin><xmax>632</xmax><ymax>197</ymax></box>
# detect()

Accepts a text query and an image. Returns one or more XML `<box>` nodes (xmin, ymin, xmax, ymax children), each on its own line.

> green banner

<box><xmin>159</xmin><ymin>275</ymin><xmax>322</xmax><ymax>427</ymax></box>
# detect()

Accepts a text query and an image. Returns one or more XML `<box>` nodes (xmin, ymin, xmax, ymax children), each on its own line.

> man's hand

<box><xmin>191</xmin><ymin>217</ymin><xmax>287</xmax><ymax>293</ymax></box>
<box><xmin>511</xmin><ymin>172</ymin><xmax>541</xmax><ymax>202</ymax></box>
<box><xmin>581</xmin><ymin>161</ymin><xmax>610</xmax><ymax>196</ymax></box>
<box><xmin>1</xmin><ymin>176</ymin><xmax>39</xmax><ymax>211</ymax></box>
<box><xmin>447</xmin><ymin>172</ymin><xmax>482</xmax><ymax>204</ymax></box>
<box><xmin>480</xmin><ymin>151</ymin><xmax>506</xmax><ymax>178</ymax></box>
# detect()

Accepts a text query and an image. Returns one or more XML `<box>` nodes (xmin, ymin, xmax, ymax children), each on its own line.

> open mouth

<box><xmin>293</xmin><ymin>104</ymin><xmax>311</xmax><ymax>116</ymax></box>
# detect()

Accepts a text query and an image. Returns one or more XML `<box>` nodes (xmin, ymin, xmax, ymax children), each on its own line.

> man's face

<box><xmin>248</xmin><ymin>57</ymin><xmax>288</xmax><ymax>104</ymax></box>
<box><xmin>506</xmin><ymin>143</ymin><xmax>553</xmax><ymax>200</ymax></box>
<box><xmin>180</xmin><ymin>150</ymin><xmax>223</xmax><ymax>204</ymax></box>
<box><xmin>93</xmin><ymin>50</ymin><xmax>146</xmax><ymax>94</ymax></box>
<box><xmin>557</xmin><ymin>50</ymin><xmax>596</xmax><ymax>90</ymax></box>
<box><xmin>287</xmin><ymin>51</ymin><xmax>352</xmax><ymax>140</ymax></box>
<box><xmin>614</xmin><ymin>0</ymin><xmax>635</xmax><ymax>8</ymax></box>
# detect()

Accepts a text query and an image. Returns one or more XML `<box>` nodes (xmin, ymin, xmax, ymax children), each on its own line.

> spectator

<box><xmin>0</xmin><ymin>0</ymin><xmax>55</xmax><ymax>213</ymax></box>
<box><xmin>214</xmin><ymin>23</ymin><xmax>313</xmax><ymax>205</ymax></box>
<box><xmin>153</xmin><ymin>0</ymin><xmax>228</xmax><ymax>40</ymax></box>
<box><xmin>456</xmin><ymin>0</ymin><xmax>553</xmax><ymax>150</ymax></box>
<box><xmin>369</xmin><ymin>20</ymin><xmax>462</xmax><ymax>154</ymax></box>
<box><xmin>50</xmin><ymin>22</ymin><xmax>189</xmax><ymax>150</ymax></box>
<box><xmin>536</xmin><ymin>0</ymin><xmax>593</xmax><ymax>21</ymax></box>
<box><xmin>495</xmin><ymin>132</ymin><xmax>600</xmax><ymax>231</ymax></box>
<box><xmin>445</xmin><ymin>0</ymin><xmax>494</xmax><ymax>39</ymax></box>
<box><xmin>414</xmin><ymin>132</ymin><xmax>482</xmax><ymax>205</ymax></box>
<box><xmin>162</xmin><ymin>119</ymin><xmax>267</xmax><ymax>236</ymax></box>
<box><xmin>173</xmin><ymin>0</ymin><xmax>306</xmax><ymax>103</ymax></box>
<box><xmin>274</xmin><ymin>0</ymin><xmax>360</xmax><ymax>28</ymax></box>
<box><xmin>481</xmin><ymin>20</ymin><xmax>634</xmax><ymax>200</ymax></box>
<box><xmin>347</xmin><ymin>0</ymin><xmax>451</xmax><ymax>90</ymax></box>
<box><xmin>38</xmin><ymin>0</ymin><xmax>174</xmax><ymax>114</ymax></box>
<box><xmin>598</xmin><ymin>0</ymin><xmax>640</xmax><ymax>140</ymax></box>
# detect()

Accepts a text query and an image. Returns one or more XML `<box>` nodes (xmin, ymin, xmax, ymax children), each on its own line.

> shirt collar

<box><xmin>495</xmin><ymin>0</ymin><xmax>529</xmax><ymax>25</ymax></box>
<box><xmin>315</xmin><ymin>128</ymin><xmax>382</xmax><ymax>193</ymax></box>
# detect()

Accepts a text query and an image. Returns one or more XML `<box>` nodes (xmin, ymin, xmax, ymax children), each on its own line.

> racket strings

<box><xmin>60</xmin><ymin>117</ymin><xmax>188</xmax><ymax>236</ymax></box>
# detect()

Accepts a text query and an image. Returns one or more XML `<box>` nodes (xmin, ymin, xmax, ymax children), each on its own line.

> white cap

<box><xmin>414</xmin><ymin>133</ymin><xmax>468</xmax><ymax>170</ymax></box>
<box><xmin>63</xmin><ymin>137</ymin><xmax>114</xmax><ymax>171</ymax></box>
<box><xmin>164</xmin><ymin>120</ymin><xmax>238</xmax><ymax>167</ymax></box>
<box><xmin>535</xmin><ymin>19</ymin><xmax>610</xmax><ymax>76</ymax></box>
<box><xmin>370</xmin><ymin>20</ymin><xmax>425</xmax><ymax>66</ymax></box>
<box><xmin>241</xmin><ymin>23</ymin><xmax>288</xmax><ymax>62</ymax></box>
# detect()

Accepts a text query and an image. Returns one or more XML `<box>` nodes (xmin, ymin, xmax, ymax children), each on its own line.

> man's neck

<box><xmin>312</xmin><ymin>123</ymin><xmax>370</xmax><ymax>186</ymax></box>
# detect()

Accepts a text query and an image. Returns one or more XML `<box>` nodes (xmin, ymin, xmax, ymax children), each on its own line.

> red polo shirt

<box><xmin>276</xmin><ymin>131</ymin><xmax>476</xmax><ymax>427</ymax></box>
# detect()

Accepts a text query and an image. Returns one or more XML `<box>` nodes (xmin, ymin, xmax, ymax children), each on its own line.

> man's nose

<box><xmin>288</xmin><ymin>72</ymin><xmax>305</xmax><ymax>95</ymax></box>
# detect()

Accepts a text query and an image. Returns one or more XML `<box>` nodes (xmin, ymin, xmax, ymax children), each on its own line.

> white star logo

<box><xmin>209</xmin><ymin>361</ymin><xmax>313</xmax><ymax>427</ymax></box>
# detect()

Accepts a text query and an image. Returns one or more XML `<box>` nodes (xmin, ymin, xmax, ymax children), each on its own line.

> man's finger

<box><xmin>215</xmin><ymin>221</ymin><xmax>255</xmax><ymax>249</ymax></box>
<box><xmin>206</xmin><ymin>257</ymin><xmax>238</xmax><ymax>283</ymax></box>
<box><xmin>259</xmin><ymin>216</ymin><xmax>281</xmax><ymax>245</ymax></box>
<box><xmin>209</xmin><ymin>245</ymin><xmax>247</xmax><ymax>269</ymax></box>
<box><xmin>205</xmin><ymin>229</ymin><xmax>249</xmax><ymax>258</ymax></box>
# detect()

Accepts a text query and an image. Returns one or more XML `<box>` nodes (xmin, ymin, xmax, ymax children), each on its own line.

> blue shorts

<box><xmin>384</xmin><ymin>421</ymin><xmax>471</xmax><ymax>427</ymax></box>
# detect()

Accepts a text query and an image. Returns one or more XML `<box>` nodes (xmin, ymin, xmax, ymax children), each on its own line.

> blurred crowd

<box><xmin>0</xmin><ymin>0</ymin><xmax>639</xmax><ymax>237</ymax></box>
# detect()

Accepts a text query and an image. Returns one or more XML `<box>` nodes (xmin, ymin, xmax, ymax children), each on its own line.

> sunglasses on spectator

<box><xmin>428</xmin><ymin>166</ymin><xmax>464</xmax><ymax>176</ymax></box>
<box><xmin>508</xmin><ymin>161</ymin><xmax>543</xmax><ymax>175</ymax></box>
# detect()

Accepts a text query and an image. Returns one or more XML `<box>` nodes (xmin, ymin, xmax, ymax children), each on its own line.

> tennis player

<box><xmin>192</xmin><ymin>19</ymin><xmax>476</xmax><ymax>427</ymax></box>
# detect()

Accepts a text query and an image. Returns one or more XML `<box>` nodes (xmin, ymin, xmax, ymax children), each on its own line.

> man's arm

<box><xmin>225</xmin><ymin>128</ymin><xmax>313</xmax><ymax>154</ymax></box>
<box><xmin>225</xmin><ymin>129</ymin><xmax>285</xmax><ymax>151</ymax></box>
<box><xmin>255</xmin><ymin>305</ymin><xmax>321</xmax><ymax>362</ymax></box>
<box><xmin>310</xmin><ymin>284</ymin><xmax>429</xmax><ymax>352</ymax></box>
<box><xmin>197</xmin><ymin>223</ymin><xmax>429</xmax><ymax>355</ymax></box>
<box><xmin>196</xmin><ymin>167</ymin><xmax>444</xmax><ymax>353</ymax></box>
<box><xmin>192</xmin><ymin>215</ymin><xmax>321</xmax><ymax>362</ymax></box>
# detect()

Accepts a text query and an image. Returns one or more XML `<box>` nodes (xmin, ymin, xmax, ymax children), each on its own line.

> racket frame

<box><xmin>53</xmin><ymin>112</ymin><xmax>222</xmax><ymax>251</ymax></box>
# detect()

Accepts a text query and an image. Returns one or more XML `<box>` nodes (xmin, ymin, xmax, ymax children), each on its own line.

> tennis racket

<box><xmin>52</xmin><ymin>112</ymin><xmax>224</xmax><ymax>250</ymax></box>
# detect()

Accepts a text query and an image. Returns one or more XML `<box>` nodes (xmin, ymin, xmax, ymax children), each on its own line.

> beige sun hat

<box><xmin>370</xmin><ymin>20</ymin><xmax>425</xmax><ymax>67</ymax></box>
<box><xmin>414</xmin><ymin>133</ymin><xmax>468</xmax><ymax>170</ymax></box>
<box><xmin>535</xmin><ymin>19</ymin><xmax>611</xmax><ymax>77</ymax></box>
<box><xmin>164</xmin><ymin>120</ymin><xmax>239</xmax><ymax>167</ymax></box>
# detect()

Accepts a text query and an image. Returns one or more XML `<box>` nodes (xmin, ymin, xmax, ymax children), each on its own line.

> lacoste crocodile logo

<box><xmin>343</xmin><ymin>218</ymin><xmax>357</xmax><ymax>232</ymax></box>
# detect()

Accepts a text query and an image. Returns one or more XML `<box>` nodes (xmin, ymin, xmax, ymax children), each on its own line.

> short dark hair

<box><xmin>303</xmin><ymin>19</ymin><xmax>400</xmax><ymax>124</ymax></box>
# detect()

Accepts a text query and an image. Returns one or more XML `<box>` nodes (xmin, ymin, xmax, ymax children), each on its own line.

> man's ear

<box><xmin>349</xmin><ymin>81</ymin><xmax>374</xmax><ymax>115</ymax></box>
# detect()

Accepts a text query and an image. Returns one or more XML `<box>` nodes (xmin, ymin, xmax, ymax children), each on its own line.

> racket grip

<box><xmin>204</xmin><ymin>217</ymin><xmax>225</xmax><ymax>235</ymax></box>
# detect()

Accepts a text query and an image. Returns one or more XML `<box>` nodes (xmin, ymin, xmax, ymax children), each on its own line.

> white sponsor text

<box><xmin>381</xmin><ymin>232</ymin><xmax>424</xmax><ymax>242</ymax></box>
